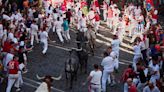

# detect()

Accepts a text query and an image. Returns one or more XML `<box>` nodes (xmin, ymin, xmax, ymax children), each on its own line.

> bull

<box><xmin>76</xmin><ymin>31</ymin><xmax>95</xmax><ymax>55</ymax></box>
<box><xmin>65</xmin><ymin>47</ymin><xmax>88</xmax><ymax>89</ymax></box>
<box><xmin>35</xmin><ymin>74</ymin><xmax>62</xmax><ymax>92</ymax></box>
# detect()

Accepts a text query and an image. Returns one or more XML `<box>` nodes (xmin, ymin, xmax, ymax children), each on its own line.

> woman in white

<box><xmin>55</xmin><ymin>17</ymin><xmax>64</xmax><ymax>43</ymax></box>
<box><xmin>39</xmin><ymin>27</ymin><xmax>49</xmax><ymax>54</ymax></box>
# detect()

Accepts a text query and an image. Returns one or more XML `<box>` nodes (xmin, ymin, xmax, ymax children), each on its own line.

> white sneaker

<box><xmin>23</xmin><ymin>69</ymin><xmax>28</xmax><ymax>74</ymax></box>
<box><xmin>16</xmin><ymin>88</ymin><xmax>21</xmax><ymax>92</ymax></box>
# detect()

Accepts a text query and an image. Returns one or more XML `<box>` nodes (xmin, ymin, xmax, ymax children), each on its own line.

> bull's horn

<box><xmin>75</xmin><ymin>47</ymin><xmax>82</xmax><ymax>51</ymax></box>
<box><xmin>71</xmin><ymin>47</ymin><xmax>78</xmax><ymax>50</ymax></box>
<box><xmin>51</xmin><ymin>74</ymin><xmax>62</xmax><ymax>80</ymax></box>
<box><xmin>67</xmin><ymin>48</ymin><xmax>72</xmax><ymax>51</ymax></box>
<box><xmin>36</xmin><ymin>74</ymin><xmax>45</xmax><ymax>80</ymax></box>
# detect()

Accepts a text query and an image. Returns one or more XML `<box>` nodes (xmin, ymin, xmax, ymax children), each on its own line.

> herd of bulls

<box><xmin>36</xmin><ymin>31</ymin><xmax>94</xmax><ymax>90</ymax></box>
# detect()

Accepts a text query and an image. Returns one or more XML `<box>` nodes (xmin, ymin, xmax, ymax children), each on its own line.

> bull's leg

<box><xmin>79</xmin><ymin>61</ymin><xmax>83</xmax><ymax>72</ymax></box>
<box><xmin>84</xmin><ymin>59</ymin><xmax>88</xmax><ymax>74</ymax></box>
<box><xmin>70</xmin><ymin>73</ymin><xmax>74</xmax><ymax>89</ymax></box>
<box><xmin>75</xmin><ymin>72</ymin><xmax>77</xmax><ymax>81</ymax></box>
<box><xmin>65</xmin><ymin>71</ymin><xmax>68</xmax><ymax>80</ymax></box>
<box><xmin>91</xmin><ymin>40</ymin><xmax>95</xmax><ymax>56</ymax></box>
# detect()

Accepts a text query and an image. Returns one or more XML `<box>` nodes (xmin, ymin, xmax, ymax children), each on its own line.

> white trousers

<box><xmin>31</xmin><ymin>32</ymin><xmax>39</xmax><ymax>46</ymax></box>
<box><xmin>52</xmin><ymin>23</ymin><xmax>56</xmax><ymax>32</ymax></box>
<box><xmin>113</xmin><ymin>51</ymin><xmax>119</xmax><ymax>69</ymax></box>
<box><xmin>133</xmin><ymin>55</ymin><xmax>141</xmax><ymax>71</ymax></box>
<box><xmin>90</xmin><ymin>84</ymin><xmax>101</xmax><ymax>92</ymax></box>
<box><xmin>150</xmin><ymin>75</ymin><xmax>160</xmax><ymax>84</ymax></box>
<box><xmin>107</xmin><ymin>18</ymin><xmax>113</xmax><ymax>29</ymax></box>
<box><xmin>94</xmin><ymin>21</ymin><xmax>100</xmax><ymax>33</ymax></box>
<box><xmin>102</xmin><ymin>70</ymin><xmax>113</xmax><ymax>92</ymax></box>
<box><xmin>103</xmin><ymin>10</ymin><xmax>107</xmax><ymax>21</ymax></box>
<box><xmin>96</xmin><ymin>7</ymin><xmax>100</xmax><ymax>15</ymax></box>
<box><xmin>26</xmin><ymin>28</ymin><xmax>31</xmax><ymax>37</ymax></box>
<box><xmin>56</xmin><ymin>28</ymin><xmax>64</xmax><ymax>43</ymax></box>
<box><xmin>113</xmin><ymin>24</ymin><xmax>119</xmax><ymax>35</ymax></box>
<box><xmin>47</xmin><ymin>25</ymin><xmax>52</xmax><ymax>33</ymax></box>
<box><xmin>118</xmin><ymin>28</ymin><xmax>125</xmax><ymax>42</ymax></box>
<box><xmin>80</xmin><ymin>27</ymin><xmax>88</xmax><ymax>32</ymax></box>
<box><xmin>137</xmin><ymin>82</ymin><xmax>146</xmax><ymax>92</ymax></box>
<box><xmin>15</xmin><ymin>71</ymin><xmax>23</xmax><ymax>87</ymax></box>
<box><xmin>41</xmin><ymin>40</ymin><xmax>48</xmax><ymax>54</ymax></box>
<box><xmin>6</xmin><ymin>74</ymin><xmax>19</xmax><ymax>92</ymax></box>
<box><xmin>63</xmin><ymin>30</ymin><xmax>71</xmax><ymax>41</ymax></box>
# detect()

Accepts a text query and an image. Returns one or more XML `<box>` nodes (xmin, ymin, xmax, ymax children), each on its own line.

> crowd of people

<box><xmin>0</xmin><ymin>0</ymin><xmax>163</xmax><ymax>92</ymax></box>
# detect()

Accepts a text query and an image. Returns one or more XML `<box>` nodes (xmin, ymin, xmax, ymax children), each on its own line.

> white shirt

<box><xmin>133</xmin><ymin>44</ymin><xmax>141</xmax><ymax>56</ymax></box>
<box><xmin>144</xmin><ymin>38</ymin><xmax>149</xmax><ymax>49</ymax></box>
<box><xmin>135</xmin><ymin>8</ymin><xmax>141</xmax><ymax>17</ymax></box>
<box><xmin>80</xmin><ymin>17</ymin><xmax>87</xmax><ymax>28</ymax></box>
<box><xmin>3</xmin><ymin>53</ymin><xmax>14</xmax><ymax>68</ymax></box>
<box><xmin>87</xmin><ymin>10</ymin><xmax>95</xmax><ymax>20</ymax></box>
<box><xmin>30</xmin><ymin>24</ymin><xmax>38</xmax><ymax>34</ymax></box>
<box><xmin>53</xmin><ymin>13</ymin><xmax>59</xmax><ymax>20</ymax></box>
<box><xmin>39</xmin><ymin>31</ymin><xmax>48</xmax><ymax>42</ymax></box>
<box><xmin>139</xmin><ymin>41</ymin><xmax>146</xmax><ymax>50</ymax></box>
<box><xmin>0</xmin><ymin>24</ymin><xmax>3</xmax><ymax>38</ymax></box>
<box><xmin>55</xmin><ymin>21</ymin><xmax>63</xmax><ymax>29</ymax></box>
<box><xmin>46</xmin><ymin>7</ymin><xmax>53</xmax><ymax>16</ymax></box>
<box><xmin>9</xmin><ymin>23</ymin><xmax>16</xmax><ymax>29</ymax></box>
<box><xmin>28</xmin><ymin>8</ymin><xmax>33</xmax><ymax>18</ymax></box>
<box><xmin>111</xmin><ymin>39</ymin><xmax>120</xmax><ymax>52</ymax></box>
<box><xmin>101</xmin><ymin>56</ymin><xmax>114</xmax><ymax>72</ymax></box>
<box><xmin>8</xmin><ymin>32</ymin><xmax>14</xmax><ymax>40</ymax></box>
<box><xmin>3</xmin><ymin>14</ymin><xmax>11</xmax><ymax>21</ymax></box>
<box><xmin>149</xmin><ymin>63</ymin><xmax>160</xmax><ymax>78</ymax></box>
<box><xmin>0</xmin><ymin>24</ymin><xmax>3</xmax><ymax>30</ymax></box>
<box><xmin>143</xmin><ymin>86</ymin><xmax>160</xmax><ymax>92</ymax></box>
<box><xmin>10</xmin><ymin>14</ymin><xmax>19</xmax><ymax>21</ymax></box>
<box><xmin>35</xmin><ymin>82</ymin><xmax>48</xmax><ymax>92</ymax></box>
<box><xmin>0</xmin><ymin>30</ymin><xmax>3</xmax><ymax>39</ymax></box>
<box><xmin>145</xmin><ymin>21</ymin><xmax>150</xmax><ymax>31</ymax></box>
<box><xmin>12</xmin><ymin>37</ymin><xmax>18</xmax><ymax>44</ymax></box>
<box><xmin>90</xmin><ymin>70</ymin><xmax>102</xmax><ymax>85</ymax></box>
<box><xmin>46</xmin><ymin>17</ymin><xmax>52</xmax><ymax>27</ymax></box>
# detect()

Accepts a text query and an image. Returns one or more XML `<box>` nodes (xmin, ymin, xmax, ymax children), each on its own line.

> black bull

<box><xmin>76</xmin><ymin>31</ymin><xmax>95</xmax><ymax>55</ymax></box>
<box><xmin>65</xmin><ymin>48</ymin><xmax>88</xmax><ymax>89</ymax></box>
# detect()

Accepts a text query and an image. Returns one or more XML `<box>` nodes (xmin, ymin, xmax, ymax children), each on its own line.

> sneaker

<box><xmin>110</xmin><ymin>81</ymin><xmax>116</xmax><ymax>87</ymax></box>
<box><xmin>23</xmin><ymin>69</ymin><xmax>28</xmax><ymax>74</ymax></box>
<box><xmin>16</xmin><ymin>88</ymin><xmax>21</xmax><ymax>92</ymax></box>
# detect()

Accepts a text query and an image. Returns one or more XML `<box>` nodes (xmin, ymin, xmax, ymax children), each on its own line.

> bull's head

<box><xmin>36</xmin><ymin>74</ymin><xmax>62</xmax><ymax>92</ymax></box>
<box><xmin>68</xmin><ymin>47</ymin><xmax>83</xmax><ymax>54</ymax></box>
<box><xmin>36</xmin><ymin>74</ymin><xmax>62</xmax><ymax>81</ymax></box>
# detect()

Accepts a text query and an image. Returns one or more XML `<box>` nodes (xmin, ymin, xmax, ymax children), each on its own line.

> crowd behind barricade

<box><xmin>0</xmin><ymin>0</ymin><xmax>163</xmax><ymax>92</ymax></box>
